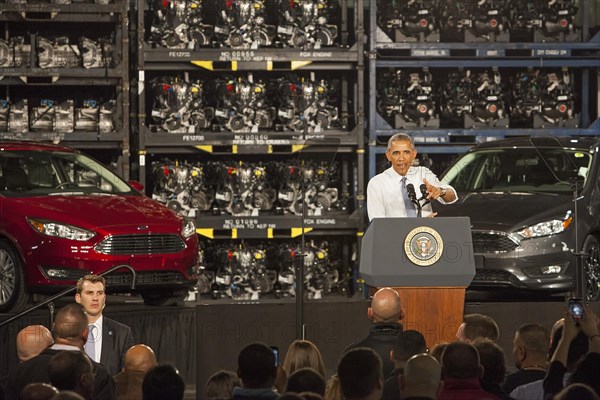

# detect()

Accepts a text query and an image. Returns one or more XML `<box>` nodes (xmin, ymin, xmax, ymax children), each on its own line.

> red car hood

<box><xmin>8</xmin><ymin>194</ymin><xmax>183</xmax><ymax>232</ymax></box>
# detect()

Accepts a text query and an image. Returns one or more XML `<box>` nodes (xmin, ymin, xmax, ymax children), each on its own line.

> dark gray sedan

<box><xmin>437</xmin><ymin>137</ymin><xmax>600</xmax><ymax>301</ymax></box>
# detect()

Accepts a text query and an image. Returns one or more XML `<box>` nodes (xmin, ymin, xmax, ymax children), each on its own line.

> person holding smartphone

<box><xmin>542</xmin><ymin>303</ymin><xmax>600</xmax><ymax>399</ymax></box>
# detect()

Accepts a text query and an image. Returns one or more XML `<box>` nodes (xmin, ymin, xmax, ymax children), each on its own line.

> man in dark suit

<box><xmin>75</xmin><ymin>274</ymin><xmax>135</xmax><ymax>376</ymax></box>
<box><xmin>3</xmin><ymin>303</ymin><xmax>114</xmax><ymax>400</ymax></box>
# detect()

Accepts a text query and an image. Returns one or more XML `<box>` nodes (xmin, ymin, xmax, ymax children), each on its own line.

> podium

<box><xmin>359</xmin><ymin>217</ymin><xmax>475</xmax><ymax>347</ymax></box>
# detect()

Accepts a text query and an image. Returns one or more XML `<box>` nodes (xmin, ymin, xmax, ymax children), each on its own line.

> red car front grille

<box><xmin>94</xmin><ymin>234</ymin><xmax>185</xmax><ymax>255</ymax></box>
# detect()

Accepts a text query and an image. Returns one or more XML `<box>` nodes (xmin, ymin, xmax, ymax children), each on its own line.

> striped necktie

<box><xmin>402</xmin><ymin>177</ymin><xmax>417</xmax><ymax>217</ymax></box>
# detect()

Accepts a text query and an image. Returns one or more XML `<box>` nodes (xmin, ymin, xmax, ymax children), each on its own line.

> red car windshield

<box><xmin>0</xmin><ymin>150</ymin><xmax>135</xmax><ymax>196</ymax></box>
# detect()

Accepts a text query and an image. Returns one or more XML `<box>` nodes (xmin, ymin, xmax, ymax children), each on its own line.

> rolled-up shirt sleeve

<box><xmin>423</xmin><ymin>168</ymin><xmax>458</xmax><ymax>205</ymax></box>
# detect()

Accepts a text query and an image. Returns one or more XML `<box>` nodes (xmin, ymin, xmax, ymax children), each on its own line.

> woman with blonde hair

<box><xmin>282</xmin><ymin>340</ymin><xmax>326</xmax><ymax>377</ymax></box>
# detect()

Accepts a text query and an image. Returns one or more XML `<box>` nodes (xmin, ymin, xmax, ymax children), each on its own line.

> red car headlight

<box><xmin>27</xmin><ymin>218</ymin><xmax>96</xmax><ymax>241</ymax></box>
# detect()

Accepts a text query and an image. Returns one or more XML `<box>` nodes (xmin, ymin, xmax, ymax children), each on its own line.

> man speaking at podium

<box><xmin>367</xmin><ymin>132</ymin><xmax>458</xmax><ymax>220</ymax></box>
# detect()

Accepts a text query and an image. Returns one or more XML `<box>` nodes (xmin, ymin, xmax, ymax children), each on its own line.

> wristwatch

<box><xmin>440</xmin><ymin>188</ymin><xmax>447</xmax><ymax>198</ymax></box>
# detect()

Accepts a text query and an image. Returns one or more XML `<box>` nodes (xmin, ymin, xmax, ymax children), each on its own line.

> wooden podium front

<box><xmin>369</xmin><ymin>286</ymin><xmax>465</xmax><ymax>348</ymax></box>
<box><xmin>361</xmin><ymin>217</ymin><xmax>475</xmax><ymax>348</ymax></box>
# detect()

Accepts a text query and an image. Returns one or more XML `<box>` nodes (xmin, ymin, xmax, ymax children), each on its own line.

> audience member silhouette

<box><xmin>473</xmin><ymin>339</ymin><xmax>513</xmax><ymax>400</ymax></box>
<box><xmin>381</xmin><ymin>329</ymin><xmax>427</xmax><ymax>400</ymax></box>
<box><xmin>47</xmin><ymin>351</ymin><xmax>94</xmax><ymax>400</ymax></box>
<box><xmin>345</xmin><ymin>288</ymin><xmax>404</xmax><ymax>377</ymax></box>
<box><xmin>456</xmin><ymin>314</ymin><xmax>500</xmax><ymax>343</ymax></box>
<box><xmin>142</xmin><ymin>364</ymin><xmax>185</xmax><ymax>400</ymax></box>
<box><xmin>205</xmin><ymin>370</ymin><xmax>241</xmax><ymax>400</ymax></box>
<box><xmin>337</xmin><ymin>348</ymin><xmax>383</xmax><ymax>400</ymax></box>
<box><xmin>503</xmin><ymin>323</ymin><xmax>549</xmax><ymax>394</ymax></box>
<box><xmin>324</xmin><ymin>374</ymin><xmax>342</xmax><ymax>400</ymax></box>
<box><xmin>283</xmin><ymin>340</ymin><xmax>326</xmax><ymax>377</ymax></box>
<box><xmin>20</xmin><ymin>383</ymin><xmax>58</xmax><ymax>400</ymax></box>
<box><xmin>554</xmin><ymin>383</ymin><xmax>600</xmax><ymax>400</ymax></box>
<box><xmin>285</xmin><ymin>368</ymin><xmax>326</xmax><ymax>396</ymax></box>
<box><xmin>16</xmin><ymin>326</ymin><xmax>54</xmax><ymax>363</ymax></box>
<box><xmin>114</xmin><ymin>344</ymin><xmax>158</xmax><ymax>400</ymax></box>
<box><xmin>400</xmin><ymin>354</ymin><xmax>443</xmax><ymax>400</ymax></box>
<box><xmin>233</xmin><ymin>342</ymin><xmax>279</xmax><ymax>400</ymax></box>
<box><xmin>543</xmin><ymin>306</ymin><xmax>599</xmax><ymax>400</ymax></box>
<box><xmin>438</xmin><ymin>341</ymin><xmax>500</xmax><ymax>400</ymax></box>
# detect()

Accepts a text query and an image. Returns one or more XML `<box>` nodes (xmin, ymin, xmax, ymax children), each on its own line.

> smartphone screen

<box><xmin>568</xmin><ymin>298</ymin><xmax>584</xmax><ymax>324</ymax></box>
<box><xmin>270</xmin><ymin>346</ymin><xmax>279</xmax><ymax>366</ymax></box>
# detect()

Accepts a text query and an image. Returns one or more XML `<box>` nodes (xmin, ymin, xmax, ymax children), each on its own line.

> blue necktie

<box><xmin>402</xmin><ymin>177</ymin><xmax>417</xmax><ymax>217</ymax></box>
<box><xmin>84</xmin><ymin>325</ymin><xmax>95</xmax><ymax>361</ymax></box>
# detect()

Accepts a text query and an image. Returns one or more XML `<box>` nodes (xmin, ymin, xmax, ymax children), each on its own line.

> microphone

<box><xmin>419</xmin><ymin>184</ymin><xmax>431</xmax><ymax>206</ymax></box>
<box><xmin>406</xmin><ymin>183</ymin><xmax>418</xmax><ymax>203</ymax></box>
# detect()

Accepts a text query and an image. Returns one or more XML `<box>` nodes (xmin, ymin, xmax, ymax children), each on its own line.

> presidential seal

<box><xmin>404</xmin><ymin>226</ymin><xmax>444</xmax><ymax>266</ymax></box>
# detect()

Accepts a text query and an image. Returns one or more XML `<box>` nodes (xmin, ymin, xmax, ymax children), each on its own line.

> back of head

<box><xmin>393</xmin><ymin>330</ymin><xmax>427</xmax><ymax>362</ymax></box>
<box><xmin>402</xmin><ymin>354</ymin><xmax>442</xmax><ymax>392</ymax></box>
<box><xmin>548</xmin><ymin>325</ymin><xmax>589</xmax><ymax>370</ymax></box>
<box><xmin>17</xmin><ymin>325</ymin><xmax>54</xmax><ymax>362</ymax></box>
<box><xmin>142</xmin><ymin>364</ymin><xmax>185</xmax><ymax>400</ymax></box>
<box><xmin>53</xmin><ymin>304</ymin><xmax>88</xmax><ymax>344</ymax></box>
<box><xmin>237</xmin><ymin>342</ymin><xmax>276</xmax><ymax>389</ymax></box>
<box><xmin>516</xmin><ymin>323</ymin><xmax>550</xmax><ymax>355</ymax></box>
<box><xmin>324</xmin><ymin>374</ymin><xmax>342</xmax><ymax>400</ymax></box>
<box><xmin>124</xmin><ymin>344</ymin><xmax>157</xmax><ymax>373</ymax></box>
<box><xmin>285</xmin><ymin>368</ymin><xmax>326</xmax><ymax>396</ymax></box>
<box><xmin>441</xmin><ymin>342</ymin><xmax>480</xmax><ymax>379</ymax></box>
<box><xmin>429</xmin><ymin>342</ymin><xmax>449</xmax><ymax>363</ymax></box>
<box><xmin>50</xmin><ymin>391</ymin><xmax>86</xmax><ymax>400</ymax></box>
<box><xmin>461</xmin><ymin>314</ymin><xmax>499</xmax><ymax>342</ymax></box>
<box><xmin>569</xmin><ymin>352</ymin><xmax>600</xmax><ymax>395</ymax></box>
<box><xmin>473</xmin><ymin>339</ymin><xmax>507</xmax><ymax>386</ymax></box>
<box><xmin>555</xmin><ymin>383</ymin><xmax>600</xmax><ymax>400</ymax></box>
<box><xmin>20</xmin><ymin>383</ymin><xmax>59</xmax><ymax>400</ymax></box>
<box><xmin>205</xmin><ymin>370</ymin><xmax>240</xmax><ymax>400</ymax></box>
<box><xmin>283</xmin><ymin>340</ymin><xmax>326</xmax><ymax>377</ymax></box>
<box><xmin>370</xmin><ymin>288</ymin><xmax>402</xmax><ymax>323</ymax></box>
<box><xmin>337</xmin><ymin>348</ymin><xmax>382</xmax><ymax>400</ymax></box>
<box><xmin>47</xmin><ymin>351</ymin><xmax>94</xmax><ymax>399</ymax></box>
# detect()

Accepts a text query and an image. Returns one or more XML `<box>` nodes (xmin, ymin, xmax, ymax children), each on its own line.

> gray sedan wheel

<box><xmin>583</xmin><ymin>235</ymin><xmax>600</xmax><ymax>302</ymax></box>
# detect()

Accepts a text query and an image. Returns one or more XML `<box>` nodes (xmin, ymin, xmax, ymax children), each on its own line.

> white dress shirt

<box><xmin>367</xmin><ymin>166</ymin><xmax>457</xmax><ymax>220</ymax></box>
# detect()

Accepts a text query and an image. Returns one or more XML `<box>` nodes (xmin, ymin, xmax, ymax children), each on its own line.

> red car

<box><xmin>0</xmin><ymin>141</ymin><xmax>199</xmax><ymax>313</ymax></box>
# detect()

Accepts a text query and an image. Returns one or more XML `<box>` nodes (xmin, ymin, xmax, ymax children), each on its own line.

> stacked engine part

<box><xmin>2</xmin><ymin>0</ymin><xmax>113</xmax><ymax>3</ymax></box>
<box><xmin>277</xmin><ymin>0</ymin><xmax>339</xmax><ymax>48</ymax></box>
<box><xmin>0</xmin><ymin>100</ymin><xmax>28</xmax><ymax>133</ymax></box>
<box><xmin>150</xmin><ymin>75</ymin><xmax>215</xmax><ymax>133</ymax></box>
<box><xmin>510</xmin><ymin>68</ymin><xmax>578</xmax><ymax>128</ymax></box>
<box><xmin>270</xmin><ymin>160</ymin><xmax>341</xmax><ymax>216</ymax></box>
<box><xmin>0</xmin><ymin>37</ymin><xmax>31</xmax><ymax>68</ymax></box>
<box><xmin>270</xmin><ymin>73</ymin><xmax>339</xmax><ymax>132</ymax></box>
<box><xmin>151</xmin><ymin>159</ymin><xmax>346</xmax><ymax>217</ymax></box>
<box><xmin>377</xmin><ymin>68</ymin><xmax>439</xmax><ymax>129</ymax></box>
<box><xmin>440</xmin><ymin>69</ymin><xmax>508</xmax><ymax>128</ymax></box>
<box><xmin>510</xmin><ymin>0</ymin><xmax>579</xmax><ymax>42</ymax></box>
<box><xmin>214</xmin><ymin>0</ymin><xmax>276</xmax><ymax>48</ymax></box>
<box><xmin>197</xmin><ymin>240</ymin><xmax>343</xmax><ymax>300</ymax></box>
<box><xmin>148</xmin><ymin>73</ymin><xmax>342</xmax><ymax>133</ymax></box>
<box><xmin>376</xmin><ymin>0</ymin><xmax>439</xmax><ymax>42</ymax></box>
<box><xmin>146</xmin><ymin>0</ymin><xmax>342</xmax><ymax>48</ymax></box>
<box><xmin>148</xmin><ymin>0</ymin><xmax>214</xmax><ymax>49</ymax></box>
<box><xmin>37</xmin><ymin>36</ymin><xmax>114</xmax><ymax>69</ymax></box>
<box><xmin>0</xmin><ymin>98</ymin><xmax>116</xmax><ymax>133</ymax></box>
<box><xmin>438</xmin><ymin>0</ymin><xmax>509</xmax><ymax>42</ymax></box>
<box><xmin>208</xmin><ymin>74</ymin><xmax>276</xmax><ymax>132</ymax></box>
<box><xmin>376</xmin><ymin>0</ymin><xmax>581</xmax><ymax>42</ymax></box>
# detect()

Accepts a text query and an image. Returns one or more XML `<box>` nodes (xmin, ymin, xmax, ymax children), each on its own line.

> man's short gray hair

<box><xmin>387</xmin><ymin>132</ymin><xmax>414</xmax><ymax>151</ymax></box>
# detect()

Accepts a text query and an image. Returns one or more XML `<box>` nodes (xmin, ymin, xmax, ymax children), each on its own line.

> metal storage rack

<box><xmin>135</xmin><ymin>0</ymin><xmax>365</xmax><ymax>300</ymax></box>
<box><xmin>0</xmin><ymin>0</ymin><xmax>131</xmax><ymax>178</ymax></box>
<box><xmin>367</xmin><ymin>0</ymin><xmax>600</xmax><ymax>177</ymax></box>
